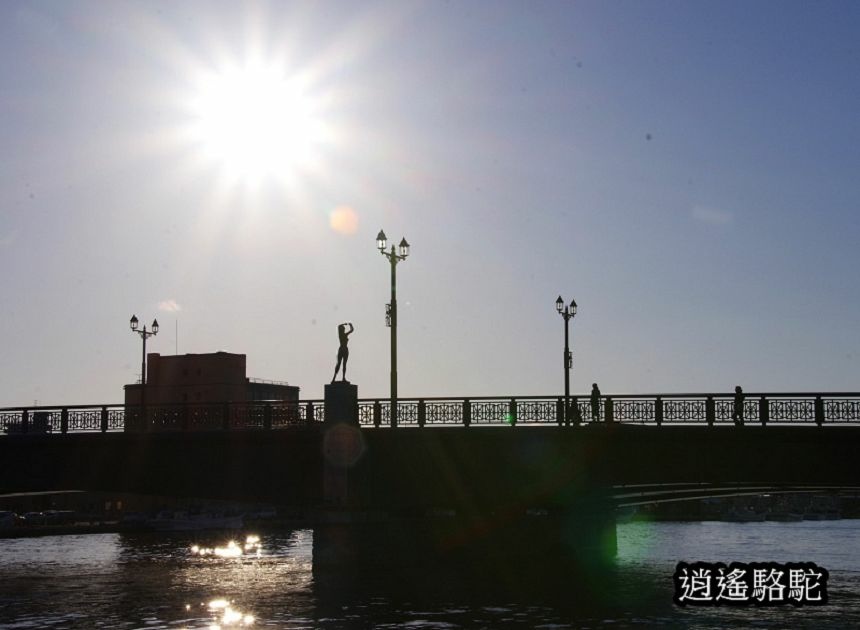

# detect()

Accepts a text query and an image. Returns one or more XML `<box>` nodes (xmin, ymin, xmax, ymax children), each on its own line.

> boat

<box><xmin>147</xmin><ymin>510</ymin><xmax>244</xmax><ymax>532</ymax></box>
<box><xmin>0</xmin><ymin>511</ymin><xmax>16</xmax><ymax>529</ymax></box>
<box><xmin>723</xmin><ymin>507</ymin><xmax>766</xmax><ymax>522</ymax></box>
<box><xmin>805</xmin><ymin>496</ymin><xmax>842</xmax><ymax>520</ymax></box>
<box><xmin>723</xmin><ymin>508</ymin><xmax>764</xmax><ymax>522</ymax></box>
<box><xmin>767</xmin><ymin>510</ymin><xmax>803</xmax><ymax>522</ymax></box>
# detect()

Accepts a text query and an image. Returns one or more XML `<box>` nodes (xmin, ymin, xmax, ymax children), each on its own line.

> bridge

<box><xmin>2</xmin><ymin>391</ymin><xmax>859</xmax><ymax>571</ymax></box>
<box><xmin>2</xmin><ymin>391</ymin><xmax>859</xmax><ymax>502</ymax></box>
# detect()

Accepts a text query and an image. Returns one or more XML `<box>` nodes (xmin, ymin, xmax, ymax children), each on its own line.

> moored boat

<box><xmin>147</xmin><ymin>511</ymin><xmax>244</xmax><ymax>532</ymax></box>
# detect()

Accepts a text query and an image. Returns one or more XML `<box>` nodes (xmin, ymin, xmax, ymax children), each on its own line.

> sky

<box><xmin>1</xmin><ymin>0</ymin><xmax>859</xmax><ymax>406</ymax></box>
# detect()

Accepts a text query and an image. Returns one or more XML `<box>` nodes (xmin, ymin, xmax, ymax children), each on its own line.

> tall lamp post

<box><xmin>376</xmin><ymin>230</ymin><xmax>410</xmax><ymax>427</ymax></box>
<box><xmin>130</xmin><ymin>315</ymin><xmax>159</xmax><ymax>408</ymax></box>
<box><xmin>555</xmin><ymin>296</ymin><xmax>577</xmax><ymax>426</ymax></box>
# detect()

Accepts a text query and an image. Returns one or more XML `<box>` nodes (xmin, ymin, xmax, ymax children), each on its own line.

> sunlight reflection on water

<box><xmin>202</xmin><ymin>598</ymin><xmax>255</xmax><ymax>628</ymax></box>
<box><xmin>171</xmin><ymin>530</ymin><xmax>313</xmax><ymax>628</ymax></box>
<box><xmin>190</xmin><ymin>534</ymin><xmax>262</xmax><ymax>558</ymax></box>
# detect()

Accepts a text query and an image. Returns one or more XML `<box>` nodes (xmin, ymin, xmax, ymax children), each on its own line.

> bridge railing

<box><xmin>2</xmin><ymin>393</ymin><xmax>859</xmax><ymax>434</ymax></box>
<box><xmin>356</xmin><ymin>393</ymin><xmax>860</xmax><ymax>427</ymax></box>
<box><xmin>0</xmin><ymin>400</ymin><xmax>326</xmax><ymax>435</ymax></box>
<box><xmin>602</xmin><ymin>393</ymin><xmax>860</xmax><ymax>426</ymax></box>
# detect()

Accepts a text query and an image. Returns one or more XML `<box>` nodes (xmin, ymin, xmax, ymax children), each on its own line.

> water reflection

<box><xmin>203</xmin><ymin>598</ymin><xmax>255</xmax><ymax>627</ymax></box>
<box><xmin>0</xmin><ymin>524</ymin><xmax>858</xmax><ymax>627</ymax></box>
<box><xmin>190</xmin><ymin>535</ymin><xmax>263</xmax><ymax>558</ymax></box>
<box><xmin>113</xmin><ymin>529</ymin><xmax>315</xmax><ymax>628</ymax></box>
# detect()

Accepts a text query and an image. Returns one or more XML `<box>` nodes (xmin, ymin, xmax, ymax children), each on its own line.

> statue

<box><xmin>332</xmin><ymin>322</ymin><xmax>354</xmax><ymax>383</ymax></box>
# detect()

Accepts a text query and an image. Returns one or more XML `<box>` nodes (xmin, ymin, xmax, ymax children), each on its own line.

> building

<box><xmin>124</xmin><ymin>351</ymin><xmax>298</xmax><ymax>406</ymax></box>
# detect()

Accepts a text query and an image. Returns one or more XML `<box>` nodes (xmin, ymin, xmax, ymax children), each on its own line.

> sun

<box><xmin>188</xmin><ymin>62</ymin><xmax>329</xmax><ymax>181</ymax></box>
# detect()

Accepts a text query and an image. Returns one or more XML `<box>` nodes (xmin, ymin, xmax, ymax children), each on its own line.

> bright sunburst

<box><xmin>188</xmin><ymin>62</ymin><xmax>329</xmax><ymax>182</ymax></box>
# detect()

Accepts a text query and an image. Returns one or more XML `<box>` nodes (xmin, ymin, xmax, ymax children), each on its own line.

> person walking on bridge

<box><xmin>733</xmin><ymin>385</ymin><xmax>745</xmax><ymax>426</ymax></box>
<box><xmin>590</xmin><ymin>383</ymin><xmax>602</xmax><ymax>422</ymax></box>
<box><xmin>332</xmin><ymin>322</ymin><xmax>354</xmax><ymax>383</ymax></box>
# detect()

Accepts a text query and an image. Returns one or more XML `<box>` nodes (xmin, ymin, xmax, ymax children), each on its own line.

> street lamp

<box><xmin>130</xmin><ymin>315</ymin><xmax>159</xmax><ymax>386</ymax></box>
<box><xmin>377</xmin><ymin>230</ymin><xmax>410</xmax><ymax>427</ymax></box>
<box><xmin>556</xmin><ymin>296</ymin><xmax>577</xmax><ymax>426</ymax></box>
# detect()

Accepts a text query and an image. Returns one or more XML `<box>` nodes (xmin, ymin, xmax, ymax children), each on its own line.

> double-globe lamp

<box><xmin>129</xmin><ymin>315</ymin><xmax>159</xmax><ymax>386</ymax></box>
<box><xmin>556</xmin><ymin>296</ymin><xmax>577</xmax><ymax>425</ymax></box>
<box><xmin>376</xmin><ymin>230</ymin><xmax>410</xmax><ymax>427</ymax></box>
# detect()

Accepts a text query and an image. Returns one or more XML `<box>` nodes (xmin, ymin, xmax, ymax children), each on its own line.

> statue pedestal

<box><xmin>323</xmin><ymin>381</ymin><xmax>362</xmax><ymax>507</ymax></box>
<box><xmin>324</xmin><ymin>381</ymin><xmax>358</xmax><ymax>425</ymax></box>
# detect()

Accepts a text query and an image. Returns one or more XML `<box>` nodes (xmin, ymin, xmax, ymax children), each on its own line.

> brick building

<box><xmin>123</xmin><ymin>351</ymin><xmax>298</xmax><ymax>405</ymax></box>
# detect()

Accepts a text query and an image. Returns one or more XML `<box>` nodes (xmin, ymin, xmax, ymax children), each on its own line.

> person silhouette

<box><xmin>590</xmin><ymin>383</ymin><xmax>601</xmax><ymax>422</ymax></box>
<box><xmin>332</xmin><ymin>322</ymin><xmax>354</xmax><ymax>383</ymax></box>
<box><xmin>733</xmin><ymin>385</ymin><xmax>745</xmax><ymax>426</ymax></box>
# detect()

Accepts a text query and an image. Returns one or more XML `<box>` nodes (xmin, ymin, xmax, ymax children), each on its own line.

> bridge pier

<box><xmin>312</xmin><ymin>499</ymin><xmax>617</xmax><ymax>594</ymax></box>
<box><xmin>323</xmin><ymin>381</ymin><xmax>362</xmax><ymax>506</ymax></box>
<box><xmin>315</xmin><ymin>424</ymin><xmax>618</xmax><ymax>582</ymax></box>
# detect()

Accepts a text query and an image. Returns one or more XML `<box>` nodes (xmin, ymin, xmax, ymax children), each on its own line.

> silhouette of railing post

<box><xmin>306</xmin><ymin>401</ymin><xmax>315</xmax><ymax>424</ymax></box>
<box><xmin>760</xmin><ymin>396</ymin><xmax>769</xmax><ymax>426</ymax></box>
<box><xmin>61</xmin><ymin>408</ymin><xmax>69</xmax><ymax>434</ymax></box>
<box><xmin>815</xmin><ymin>396</ymin><xmax>825</xmax><ymax>426</ymax></box>
<box><xmin>463</xmin><ymin>399</ymin><xmax>471</xmax><ymax>427</ymax></box>
<box><xmin>418</xmin><ymin>399</ymin><xmax>426</xmax><ymax>427</ymax></box>
<box><xmin>706</xmin><ymin>396</ymin><xmax>715</xmax><ymax>426</ymax></box>
<box><xmin>605</xmin><ymin>397</ymin><xmax>614</xmax><ymax>424</ymax></box>
<box><xmin>572</xmin><ymin>396</ymin><xmax>581</xmax><ymax>426</ymax></box>
<box><xmin>509</xmin><ymin>398</ymin><xmax>517</xmax><ymax>426</ymax></box>
<box><xmin>100</xmin><ymin>406</ymin><xmax>108</xmax><ymax>433</ymax></box>
<box><xmin>264</xmin><ymin>403</ymin><xmax>273</xmax><ymax>431</ymax></box>
<box><xmin>655</xmin><ymin>397</ymin><xmax>663</xmax><ymax>426</ymax></box>
<box><xmin>21</xmin><ymin>409</ymin><xmax>29</xmax><ymax>434</ymax></box>
<box><xmin>373</xmin><ymin>400</ymin><xmax>381</xmax><ymax>427</ymax></box>
<box><xmin>556</xmin><ymin>398</ymin><xmax>564</xmax><ymax>426</ymax></box>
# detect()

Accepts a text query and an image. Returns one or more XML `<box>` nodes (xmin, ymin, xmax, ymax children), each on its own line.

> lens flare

<box><xmin>323</xmin><ymin>423</ymin><xmax>366</xmax><ymax>467</ymax></box>
<box><xmin>329</xmin><ymin>205</ymin><xmax>358</xmax><ymax>235</ymax></box>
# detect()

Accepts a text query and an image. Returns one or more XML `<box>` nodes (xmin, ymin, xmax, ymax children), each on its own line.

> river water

<box><xmin>1</xmin><ymin>520</ymin><xmax>859</xmax><ymax>628</ymax></box>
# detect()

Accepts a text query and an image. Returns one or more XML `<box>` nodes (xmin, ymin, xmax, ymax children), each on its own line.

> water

<box><xmin>1</xmin><ymin>521</ymin><xmax>859</xmax><ymax>628</ymax></box>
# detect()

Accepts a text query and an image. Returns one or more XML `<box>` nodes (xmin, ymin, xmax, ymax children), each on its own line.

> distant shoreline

<box><xmin>5</xmin><ymin>513</ymin><xmax>860</xmax><ymax>540</ymax></box>
<box><xmin>0</xmin><ymin>522</ymin><xmax>135</xmax><ymax>539</ymax></box>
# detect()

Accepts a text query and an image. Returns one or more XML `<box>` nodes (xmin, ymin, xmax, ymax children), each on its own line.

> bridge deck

<box><xmin>1</xmin><ymin>425</ymin><xmax>858</xmax><ymax>506</ymax></box>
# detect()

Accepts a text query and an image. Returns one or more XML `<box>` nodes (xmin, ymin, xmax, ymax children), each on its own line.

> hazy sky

<box><xmin>1</xmin><ymin>0</ymin><xmax>859</xmax><ymax>406</ymax></box>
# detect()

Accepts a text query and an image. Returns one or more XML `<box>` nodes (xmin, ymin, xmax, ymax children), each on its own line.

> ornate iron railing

<box><xmin>1</xmin><ymin>393</ymin><xmax>859</xmax><ymax>435</ymax></box>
